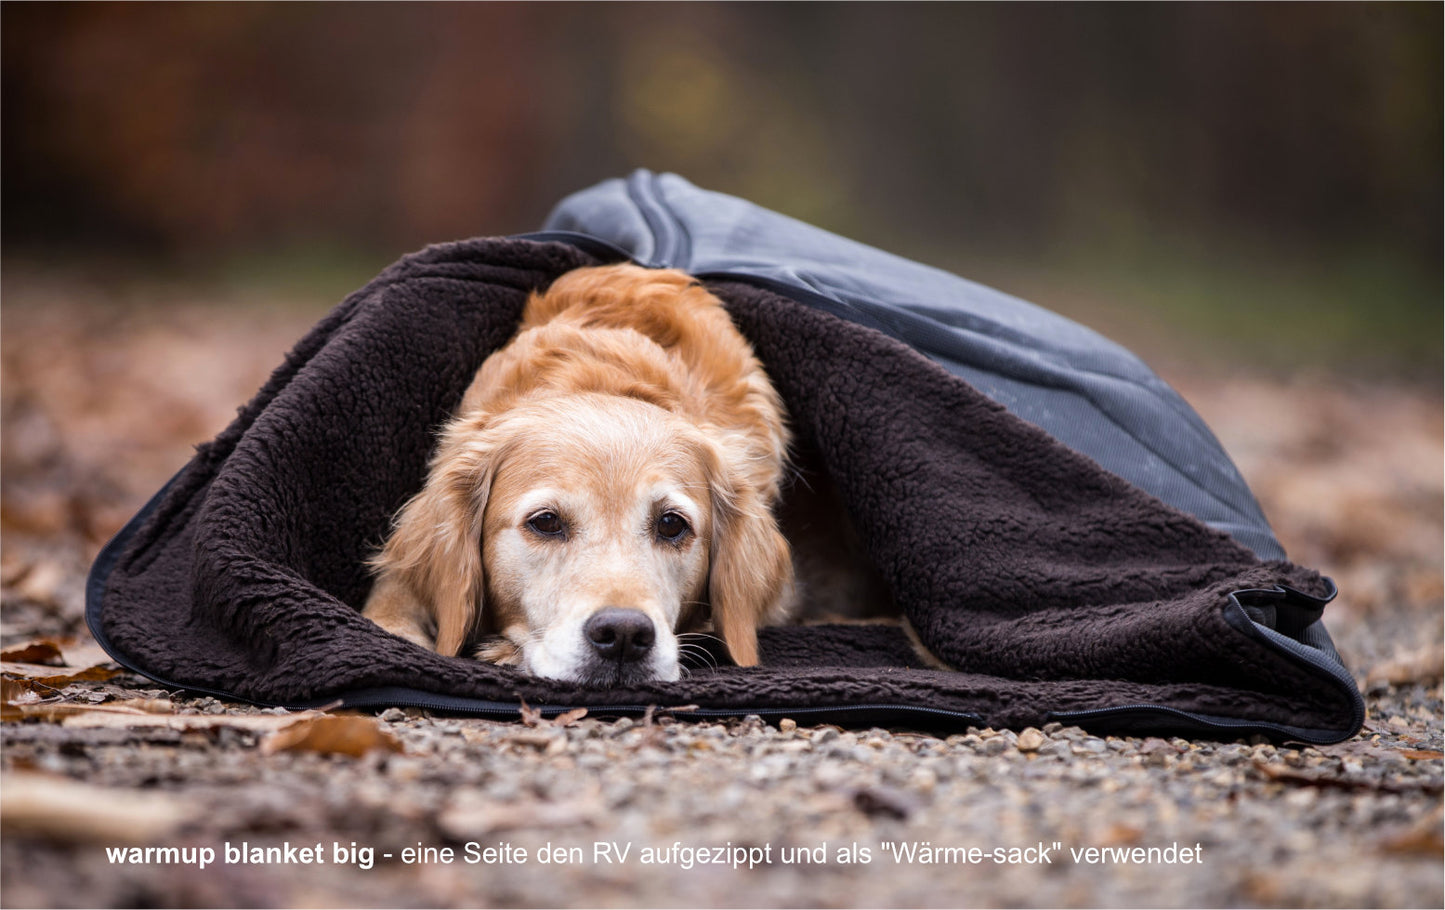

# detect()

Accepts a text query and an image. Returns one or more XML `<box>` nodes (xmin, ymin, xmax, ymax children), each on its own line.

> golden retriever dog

<box><xmin>362</xmin><ymin>264</ymin><xmax>793</xmax><ymax>685</ymax></box>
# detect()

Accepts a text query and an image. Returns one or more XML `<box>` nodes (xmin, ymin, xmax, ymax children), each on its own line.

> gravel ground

<box><xmin>2</xmin><ymin>280</ymin><xmax>1441</xmax><ymax>908</ymax></box>
<box><xmin>1</xmin><ymin>679</ymin><xmax>1440</xmax><ymax>908</ymax></box>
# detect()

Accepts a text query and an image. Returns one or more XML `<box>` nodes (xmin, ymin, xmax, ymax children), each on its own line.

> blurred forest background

<box><xmin>3</xmin><ymin>2</ymin><xmax>1440</xmax><ymax>375</ymax></box>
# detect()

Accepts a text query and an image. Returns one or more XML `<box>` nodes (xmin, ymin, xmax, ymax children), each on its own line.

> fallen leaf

<box><xmin>11</xmin><ymin>700</ymin><xmax>174</xmax><ymax>722</ymax></box>
<box><xmin>2</xmin><ymin>661</ymin><xmax>119</xmax><ymax>687</ymax></box>
<box><xmin>2</xmin><ymin>676</ymin><xmax>42</xmax><ymax>702</ymax></box>
<box><xmin>62</xmin><ymin>709</ymin><xmax>314</xmax><ymax>731</ymax></box>
<box><xmin>0</xmin><ymin>553</ymin><xmax>32</xmax><ymax>587</ymax></box>
<box><xmin>1366</xmin><ymin>647</ymin><xmax>1445</xmax><ymax>689</ymax></box>
<box><xmin>517</xmin><ymin>697</ymin><xmax>543</xmax><ymax>727</ymax></box>
<box><xmin>0</xmin><ymin>641</ymin><xmax>64</xmax><ymax>665</ymax></box>
<box><xmin>553</xmin><ymin>707</ymin><xmax>588</xmax><ymax>727</ymax></box>
<box><xmin>11</xmin><ymin>560</ymin><xmax>65</xmax><ymax>606</ymax></box>
<box><xmin>1099</xmin><ymin>824</ymin><xmax>1144</xmax><ymax>847</ymax></box>
<box><xmin>260</xmin><ymin>714</ymin><xmax>404</xmax><ymax>758</ymax></box>
<box><xmin>1402</xmin><ymin>750</ymin><xmax>1444</xmax><ymax>761</ymax></box>
<box><xmin>512</xmin><ymin>700</ymin><xmax>588</xmax><ymax>728</ymax></box>
<box><xmin>55</xmin><ymin>638</ymin><xmax>117</xmax><ymax>670</ymax></box>
<box><xmin>0</xmin><ymin>772</ymin><xmax>192</xmax><ymax>844</ymax></box>
<box><xmin>1380</xmin><ymin>810</ymin><xmax>1444</xmax><ymax>857</ymax></box>
<box><xmin>1318</xmin><ymin>739</ymin><xmax>1409</xmax><ymax>764</ymax></box>
<box><xmin>1252</xmin><ymin>760</ymin><xmax>1443</xmax><ymax>795</ymax></box>
<box><xmin>505</xmin><ymin>731</ymin><xmax>563</xmax><ymax>752</ymax></box>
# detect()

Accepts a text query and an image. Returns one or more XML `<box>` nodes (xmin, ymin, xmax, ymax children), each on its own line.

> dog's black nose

<box><xmin>584</xmin><ymin>608</ymin><xmax>655</xmax><ymax>664</ymax></box>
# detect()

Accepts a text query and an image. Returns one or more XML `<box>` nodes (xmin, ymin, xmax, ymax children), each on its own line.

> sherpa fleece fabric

<box><xmin>88</xmin><ymin>237</ymin><xmax>1364</xmax><ymax>743</ymax></box>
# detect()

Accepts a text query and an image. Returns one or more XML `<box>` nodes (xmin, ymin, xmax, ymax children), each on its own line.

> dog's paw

<box><xmin>475</xmin><ymin>636</ymin><xmax>523</xmax><ymax>666</ymax></box>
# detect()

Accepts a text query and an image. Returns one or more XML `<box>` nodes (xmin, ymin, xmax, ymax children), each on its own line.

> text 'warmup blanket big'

<box><xmin>88</xmin><ymin>172</ymin><xmax>1364</xmax><ymax>742</ymax></box>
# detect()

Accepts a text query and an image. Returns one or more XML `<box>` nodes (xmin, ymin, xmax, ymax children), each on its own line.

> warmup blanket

<box><xmin>88</xmin><ymin>172</ymin><xmax>1365</xmax><ymax>742</ymax></box>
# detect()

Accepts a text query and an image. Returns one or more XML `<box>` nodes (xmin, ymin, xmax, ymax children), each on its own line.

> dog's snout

<box><xmin>584</xmin><ymin>607</ymin><xmax>656</xmax><ymax>664</ymax></box>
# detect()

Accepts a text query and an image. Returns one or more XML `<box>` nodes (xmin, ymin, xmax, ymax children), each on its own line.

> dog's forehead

<box><xmin>508</xmin><ymin>397</ymin><xmax>706</xmax><ymax>472</ymax></box>
<box><xmin>485</xmin><ymin>396</ymin><xmax>712</xmax><ymax>515</ymax></box>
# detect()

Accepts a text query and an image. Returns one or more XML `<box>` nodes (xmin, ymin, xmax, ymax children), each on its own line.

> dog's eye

<box><xmin>655</xmin><ymin>511</ymin><xmax>690</xmax><ymax>543</ymax></box>
<box><xmin>526</xmin><ymin>511</ymin><xmax>565</xmax><ymax>537</ymax></box>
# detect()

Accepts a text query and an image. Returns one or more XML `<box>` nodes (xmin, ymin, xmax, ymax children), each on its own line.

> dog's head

<box><xmin>371</xmin><ymin>393</ymin><xmax>791</xmax><ymax>685</ymax></box>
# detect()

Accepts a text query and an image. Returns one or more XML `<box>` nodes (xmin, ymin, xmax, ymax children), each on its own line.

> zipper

<box><xmin>328</xmin><ymin>688</ymin><xmax>986</xmax><ymax>729</ymax></box>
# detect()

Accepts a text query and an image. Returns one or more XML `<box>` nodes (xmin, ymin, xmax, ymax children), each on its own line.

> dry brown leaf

<box><xmin>1366</xmin><ymin>646</ymin><xmax>1445</xmax><ymax>688</ymax></box>
<box><xmin>1099</xmin><ymin>823</ymin><xmax>1144</xmax><ymax>847</ymax></box>
<box><xmin>1</xmin><ymin>635</ymin><xmax>115</xmax><ymax>674</ymax></box>
<box><xmin>0</xmin><ymin>641</ymin><xmax>64</xmax><ymax>665</ymax></box>
<box><xmin>1319</xmin><ymin>738</ymin><xmax>1410</xmax><ymax>764</ymax></box>
<box><xmin>56</xmin><ymin>639</ymin><xmax>117</xmax><ymax>670</ymax></box>
<box><xmin>2</xmin><ymin>661</ymin><xmax>120</xmax><ymax>687</ymax></box>
<box><xmin>1379</xmin><ymin>810</ymin><xmax>1444</xmax><ymax>857</ymax></box>
<box><xmin>114</xmin><ymin>698</ymin><xmax>175</xmax><ymax>714</ymax></box>
<box><xmin>2</xmin><ymin>677</ymin><xmax>43</xmax><ymax>704</ymax></box>
<box><xmin>553</xmin><ymin>707</ymin><xmax>588</xmax><ymax>727</ymax></box>
<box><xmin>14</xmin><ymin>701</ymin><xmax>175</xmax><ymax>722</ymax></box>
<box><xmin>0</xmin><ymin>772</ymin><xmax>192</xmax><ymax>844</ymax></box>
<box><xmin>517</xmin><ymin>697</ymin><xmax>544</xmax><ymax>727</ymax></box>
<box><xmin>1253</xmin><ymin>760</ymin><xmax>1443</xmax><ymax>795</ymax></box>
<box><xmin>0</xmin><ymin>553</ymin><xmax>32</xmax><ymax>587</ymax></box>
<box><xmin>260</xmin><ymin>714</ymin><xmax>404</xmax><ymax>758</ymax></box>
<box><xmin>11</xmin><ymin>560</ymin><xmax>65</xmax><ymax>606</ymax></box>
<box><xmin>1402</xmin><ymin>749</ymin><xmax>1444</xmax><ymax>761</ymax></box>
<box><xmin>514</xmin><ymin>704</ymin><xmax>588</xmax><ymax>728</ymax></box>
<box><xmin>63</xmin><ymin>709</ymin><xmax>316</xmax><ymax>731</ymax></box>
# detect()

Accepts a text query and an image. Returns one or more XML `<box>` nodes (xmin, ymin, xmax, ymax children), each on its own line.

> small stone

<box><xmin>907</xmin><ymin>767</ymin><xmax>938</xmax><ymax>792</ymax></box>
<box><xmin>853</xmin><ymin>785</ymin><xmax>918</xmax><ymax>820</ymax></box>
<box><xmin>778</xmin><ymin>718</ymin><xmax>797</xmax><ymax>733</ymax></box>
<box><xmin>1016</xmin><ymin>728</ymin><xmax>1047</xmax><ymax>752</ymax></box>
<box><xmin>811</xmin><ymin>727</ymin><xmax>840</xmax><ymax>745</ymax></box>
<box><xmin>378</xmin><ymin>708</ymin><xmax>406</xmax><ymax>723</ymax></box>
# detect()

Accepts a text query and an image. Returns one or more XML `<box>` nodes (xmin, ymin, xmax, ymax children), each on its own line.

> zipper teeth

<box><xmin>1051</xmin><ymin>704</ymin><xmax>1273</xmax><ymax>729</ymax></box>
<box><xmin>335</xmin><ymin>693</ymin><xmax>985</xmax><ymax>724</ymax></box>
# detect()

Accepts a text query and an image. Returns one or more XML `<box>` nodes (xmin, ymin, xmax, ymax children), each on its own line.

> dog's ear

<box><xmin>701</xmin><ymin>436</ymin><xmax>793</xmax><ymax>667</ymax></box>
<box><xmin>367</xmin><ymin>413</ymin><xmax>501</xmax><ymax>657</ymax></box>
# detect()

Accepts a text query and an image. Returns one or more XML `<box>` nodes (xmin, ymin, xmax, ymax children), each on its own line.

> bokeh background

<box><xmin>3</xmin><ymin>2</ymin><xmax>1441</xmax><ymax>374</ymax></box>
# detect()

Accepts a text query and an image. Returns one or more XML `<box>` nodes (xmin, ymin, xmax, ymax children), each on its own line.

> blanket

<box><xmin>87</xmin><ymin>236</ymin><xmax>1364</xmax><ymax>742</ymax></box>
